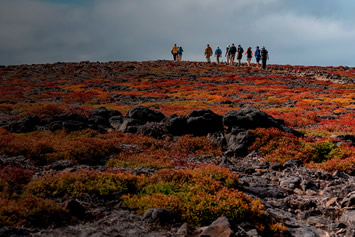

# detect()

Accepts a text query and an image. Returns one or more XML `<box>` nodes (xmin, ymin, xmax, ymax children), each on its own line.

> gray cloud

<box><xmin>0</xmin><ymin>0</ymin><xmax>354</xmax><ymax>66</ymax></box>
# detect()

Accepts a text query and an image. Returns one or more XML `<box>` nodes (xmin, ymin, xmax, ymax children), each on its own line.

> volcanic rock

<box><xmin>126</xmin><ymin>106</ymin><xmax>165</xmax><ymax>124</ymax></box>
<box><xmin>142</xmin><ymin>208</ymin><xmax>176</xmax><ymax>225</ymax></box>
<box><xmin>199</xmin><ymin>216</ymin><xmax>235</xmax><ymax>237</ymax></box>
<box><xmin>185</xmin><ymin>109</ymin><xmax>223</xmax><ymax>136</ymax></box>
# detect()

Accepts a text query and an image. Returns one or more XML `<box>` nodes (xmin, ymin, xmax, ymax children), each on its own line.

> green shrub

<box><xmin>25</xmin><ymin>170</ymin><xmax>140</xmax><ymax>199</ymax></box>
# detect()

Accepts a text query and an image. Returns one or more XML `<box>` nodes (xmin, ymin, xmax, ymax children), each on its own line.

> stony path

<box><xmin>226</xmin><ymin>152</ymin><xmax>355</xmax><ymax>237</ymax></box>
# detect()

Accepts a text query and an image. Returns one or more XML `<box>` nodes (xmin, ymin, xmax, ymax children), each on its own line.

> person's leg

<box><xmin>216</xmin><ymin>56</ymin><xmax>219</xmax><ymax>64</ymax></box>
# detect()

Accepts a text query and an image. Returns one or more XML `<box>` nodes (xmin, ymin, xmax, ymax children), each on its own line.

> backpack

<box><xmin>238</xmin><ymin>47</ymin><xmax>244</xmax><ymax>54</ymax></box>
<box><xmin>216</xmin><ymin>48</ymin><xmax>222</xmax><ymax>56</ymax></box>
<box><xmin>229</xmin><ymin>46</ymin><xmax>236</xmax><ymax>54</ymax></box>
<box><xmin>255</xmin><ymin>49</ymin><xmax>261</xmax><ymax>57</ymax></box>
<box><xmin>261</xmin><ymin>49</ymin><xmax>268</xmax><ymax>58</ymax></box>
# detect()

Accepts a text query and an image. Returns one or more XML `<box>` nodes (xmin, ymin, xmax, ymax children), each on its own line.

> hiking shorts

<box><xmin>256</xmin><ymin>58</ymin><xmax>260</xmax><ymax>63</ymax></box>
<box><xmin>237</xmin><ymin>54</ymin><xmax>242</xmax><ymax>60</ymax></box>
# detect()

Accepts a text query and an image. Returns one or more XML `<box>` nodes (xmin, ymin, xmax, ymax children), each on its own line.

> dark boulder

<box><xmin>137</xmin><ymin>122</ymin><xmax>169</xmax><ymax>139</ymax></box>
<box><xmin>62</xmin><ymin>120</ymin><xmax>88</xmax><ymax>132</ymax></box>
<box><xmin>163</xmin><ymin>114</ymin><xmax>187</xmax><ymax>136</ymax></box>
<box><xmin>126</xmin><ymin>106</ymin><xmax>165</xmax><ymax>124</ymax></box>
<box><xmin>90</xmin><ymin>106</ymin><xmax>122</xmax><ymax>119</ymax></box>
<box><xmin>118</xmin><ymin>118</ymin><xmax>141</xmax><ymax>133</ymax></box>
<box><xmin>109</xmin><ymin>115</ymin><xmax>124</xmax><ymax>130</ymax></box>
<box><xmin>88</xmin><ymin>115</ymin><xmax>110</xmax><ymax>128</ymax></box>
<box><xmin>8</xmin><ymin>115</ymin><xmax>40</xmax><ymax>133</ymax></box>
<box><xmin>185</xmin><ymin>109</ymin><xmax>223</xmax><ymax>136</ymax></box>
<box><xmin>54</xmin><ymin>113</ymin><xmax>87</xmax><ymax>122</ymax></box>
<box><xmin>224</xmin><ymin>131</ymin><xmax>255</xmax><ymax>157</ymax></box>
<box><xmin>223</xmin><ymin>108</ymin><xmax>280</xmax><ymax>131</ymax></box>
<box><xmin>223</xmin><ymin>107</ymin><xmax>302</xmax><ymax>136</ymax></box>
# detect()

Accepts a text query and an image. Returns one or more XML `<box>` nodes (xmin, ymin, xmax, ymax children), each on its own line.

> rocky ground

<box><xmin>1</xmin><ymin>105</ymin><xmax>354</xmax><ymax>237</ymax></box>
<box><xmin>0</xmin><ymin>61</ymin><xmax>354</xmax><ymax>236</ymax></box>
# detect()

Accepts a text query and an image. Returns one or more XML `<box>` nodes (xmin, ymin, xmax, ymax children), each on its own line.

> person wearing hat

<box><xmin>225</xmin><ymin>45</ymin><xmax>230</xmax><ymax>64</ymax></box>
<box><xmin>261</xmin><ymin>46</ymin><xmax>269</xmax><ymax>69</ymax></box>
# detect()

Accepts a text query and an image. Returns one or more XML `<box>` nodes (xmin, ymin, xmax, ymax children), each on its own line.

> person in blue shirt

<box><xmin>255</xmin><ymin>46</ymin><xmax>261</xmax><ymax>67</ymax></box>
<box><xmin>215</xmin><ymin>46</ymin><xmax>222</xmax><ymax>64</ymax></box>
<box><xmin>177</xmin><ymin>46</ymin><xmax>184</xmax><ymax>61</ymax></box>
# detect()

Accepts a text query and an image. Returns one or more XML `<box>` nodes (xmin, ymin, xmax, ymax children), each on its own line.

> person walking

<box><xmin>177</xmin><ymin>46</ymin><xmax>184</xmax><ymax>61</ymax></box>
<box><xmin>244</xmin><ymin>47</ymin><xmax>253</xmax><ymax>67</ymax></box>
<box><xmin>229</xmin><ymin>43</ymin><xmax>237</xmax><ymax>65</ymax></box>
<box><xmin>237</xmin><ymin>45</ymin><xmax>244</xmax><ymax>66</ymax></box>
<box><xmin>171</xmin><ymin>44</ymin><xmax>178</xmax><ymax>61</ymax></box>
<box><xmin>261</xmin><ymin>46</ymin><xmax>269</xmax><ymax>69</ymax></box>
<box><xmin>225</xmin><ymin>45</ymin><xmax>230</xmax><ymax>65</ymax></box>
<box><xmin>204</xmin><ymin>44</ymin><xmax>213</xmax><ymax>63</ymax></box>
<box><xmin>215</xmin><ymin>46</ymin><xmax>222</xmax><ymax>64</ymax></box>
<box><xmin>255</xmin><ymin>46</ymin><xmax>261</xmax><ymax>67</ymax></box>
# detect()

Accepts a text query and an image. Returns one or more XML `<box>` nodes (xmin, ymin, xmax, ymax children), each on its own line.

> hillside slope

<box><xmin>0</xmin><ymin>61</ymin><xmax>354</xmax><ymax>236</ymax></box>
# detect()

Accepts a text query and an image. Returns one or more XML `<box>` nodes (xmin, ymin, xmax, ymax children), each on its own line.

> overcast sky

<box><xmin>1</xmin><ymin>0</ymin><xmax>354</xmax><ymax>66</ymax></box>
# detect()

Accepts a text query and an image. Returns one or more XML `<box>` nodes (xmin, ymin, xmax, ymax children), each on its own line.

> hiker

<box><xmin>237</xmin><ymin>45</ymin><xmax>244</xmax><ymax>66</ymax></box>
<box><xmin>177</xmin><ymin>46</ymin><xmax>184</xmax><ymax>61</ymax></box>
<box><xmin>204</xmin><ymin>44</ymin><xmax>213</xmax><ymax>63</ymax></box>
<box><xmin>255</xmin><ymin>46</ymin><xmax>261</xmax><ymax>67</ymax></box>
<box><xmin>261</xmin><ymin>46</ymin><xmax>269</xmax><ymax>69</ymax></box>
<box><xmin>215</xmin><ymin>46</ymin><xmax>222</xmax><ymax>64</ymax></box>
<box><xmin>225</xmin><ymin>45</ymin><xmax>230</xmax><ymax>64</ymax></box>
<box><xmin>229</xmin><ymin>43</ymin><xmax>237</xmax><ymax>65</ymax></box>
<box><xmin>171</xmin><ymin>44</ymin><xmax>178</xmax><ymax>61</ymax></box>
<box><xmin>244</xmin><ymin>47</ymin><xmax>253</xmax><ymax>67</ymax></box>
